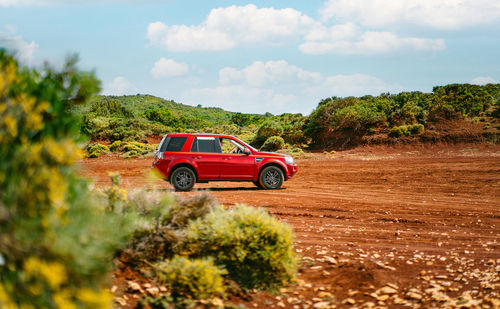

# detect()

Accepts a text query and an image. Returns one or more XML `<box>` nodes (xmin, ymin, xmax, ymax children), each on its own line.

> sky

<box><xmin>1</xmin><ymin>0</ymin><xmax>499</xmax><ymax>115</ymax></box>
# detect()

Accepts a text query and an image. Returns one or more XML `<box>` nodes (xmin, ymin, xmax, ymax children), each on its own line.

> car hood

<box><xmin>254</xmin><ymin>151</ymin><xmax>288</xmax><ymax>158</ymax></box>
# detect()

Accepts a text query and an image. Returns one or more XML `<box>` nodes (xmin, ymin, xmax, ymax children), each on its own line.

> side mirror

<box><xmin>243</xmin><ymin>147</ymin><xmax>251</xmax><ymax>155</ymax></box>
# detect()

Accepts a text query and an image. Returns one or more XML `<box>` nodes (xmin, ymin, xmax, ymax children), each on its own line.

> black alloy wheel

<box><xmin>171</xmin><ymin>167</ymin><xmax>196</xmax><ymax>191</ymax></box>
<box><xmin>259</xmin><ymin>166</ymin><xmax>284</xmax><ymax>190</ymax></box>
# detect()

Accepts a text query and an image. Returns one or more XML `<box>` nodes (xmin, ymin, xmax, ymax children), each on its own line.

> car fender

<box><xmin>257</xmin><ymin>158</ymin><xmax>288</xmax><ymax>180</ymax></box>
<box><xmin>167</xmin><ymin>157</ymin><xmax>199</xmax><ymax>179</ymax></box>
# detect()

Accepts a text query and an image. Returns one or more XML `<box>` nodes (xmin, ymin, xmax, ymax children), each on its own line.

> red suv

<box><xmin>152</xmin><ymin>133</ymin><xmax>297</xmax><ymax>191</ymax></box>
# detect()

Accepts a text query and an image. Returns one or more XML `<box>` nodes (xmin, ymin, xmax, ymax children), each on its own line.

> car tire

<box><xmin>259</xmin><ymin>166</ymin><xmax>284</xmax><ymax>190</ymax></box>
<box><xmin>171</xmin><ymin>167</ymin><xmax>196</xmax><ymax>191</ymax></box>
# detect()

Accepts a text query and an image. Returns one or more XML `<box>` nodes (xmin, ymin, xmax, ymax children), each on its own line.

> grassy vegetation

<box><xmin>305</xmin><ymin>85</ymin><xmax>500</xmax><ymax>147</ymax></box>
<box><xmin>78</xmin><ymin>82</ymin><xmax>500</xmax><ymax>155</ymax></box>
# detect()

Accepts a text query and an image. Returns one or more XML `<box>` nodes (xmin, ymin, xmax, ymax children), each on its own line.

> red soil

<box><xmin>79</xmin><ymin>144</ymin><xmax>500</xmax><ymax>308</ymax></box>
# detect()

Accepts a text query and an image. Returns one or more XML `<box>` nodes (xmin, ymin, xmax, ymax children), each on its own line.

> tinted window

<box><xmin>190</xmin><ymin>137</ymin><xmax>221</xmax><ymax>153</ymax></box>
<box><xmin>164</xmin><ymin>136</ymin><xmax>187</xmax><ymax>152</ymax></box>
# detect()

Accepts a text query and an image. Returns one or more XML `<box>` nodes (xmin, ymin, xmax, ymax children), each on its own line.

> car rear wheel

<box><xmin>171</xmin><ymin>167</ymin><xmax>196</xmax><ymax>191</ymax></box>
<box><xmin>259</xmin><ymin>166</ymin><xmax>284</xmax><ymax>190</ymax></box>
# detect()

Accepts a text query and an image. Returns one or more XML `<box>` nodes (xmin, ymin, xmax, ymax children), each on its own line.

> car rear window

<box><xmin>160</xmin><ymin>136</ymin><xmax>187</xmax><ymax>152</ymax></box>
<box><xmin>190</xmin><ymin>137</ymin><xmax>221</xmax><ymax>153</ymax></box>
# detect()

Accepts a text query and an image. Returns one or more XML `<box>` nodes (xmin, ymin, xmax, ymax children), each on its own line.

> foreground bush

<box><xmin>186</xmin><ymin>205</ymin><xmax>298</xmax><ymax>289</ymax></box>
<box><xmin>261</xmin><ymin>135</ymin><xmax>285</xmax><ymax>151</ymax></box>
<box><xmin>0</xmin><ymin>50</ymin><xmax>133</xmax><ymax>308</ymax></box>
<box><xmin>155</xmin><ymin>256</ymin><xmax>226</xmax><ymax>299</ymax></box>
<box><xmin>121</xmin><ymin>192</ymin><xmax>216</xmax><ymax>265</ymax></box>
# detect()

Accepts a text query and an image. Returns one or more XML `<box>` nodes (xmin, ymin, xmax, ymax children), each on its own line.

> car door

<box><xmin>219</xmin><ymin>138</ymin><xmax>255</xmax><ymax>180</ymax></box>
<box><xmin>190</xmin><ymin>136</ymin><xmax>222</xmax><ymax>180</ymax></box>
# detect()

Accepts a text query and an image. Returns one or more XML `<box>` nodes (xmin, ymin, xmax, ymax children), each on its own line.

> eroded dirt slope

<box><xmin>80</xmin><ymin>145</ymin><xmax>500</xmax><ymax>308</ymax></box>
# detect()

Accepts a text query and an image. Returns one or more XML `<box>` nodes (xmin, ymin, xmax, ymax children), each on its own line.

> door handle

<box><xmin>223</xmin><ymin>157</ymin><xmax>231</xmax><ymax>160</ymax></box>
<box><xmin>192</xmin><ymin>156</ymin><xmax>201</xmax><ymax>159</ymax></box>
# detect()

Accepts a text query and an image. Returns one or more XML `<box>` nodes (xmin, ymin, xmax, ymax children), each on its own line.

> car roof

<box><xmin>166</xmin><ymin>133</ymin><xmax>235</xmax><ymax>138</ymax></box>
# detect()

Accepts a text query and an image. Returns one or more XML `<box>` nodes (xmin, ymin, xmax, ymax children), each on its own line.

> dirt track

<box><xmin>80</xmin><ymin>145</ymin><xmax>500</xmax><ymax>308</ymax></box>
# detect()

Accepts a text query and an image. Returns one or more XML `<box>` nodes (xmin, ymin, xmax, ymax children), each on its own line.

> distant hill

<box><xmin>75</xmin><ymin>84</ymin><xmax>500</xmax><ymax>150</ymax></box>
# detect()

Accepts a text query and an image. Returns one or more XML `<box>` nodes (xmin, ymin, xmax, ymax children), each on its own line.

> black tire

<box><xmin>171</xmin><ymin>167</ymin><xmax>196</xmax><ymax>191</ymax></box>
<box><xmin>259</xmin><ymin>166</ymin><xmax>284</xmax><ymax>190</ymax></box>
<box><xmin>252</xmin><ymin>180</ymin><xmax>263</xmax><ymax>188</ymax></box>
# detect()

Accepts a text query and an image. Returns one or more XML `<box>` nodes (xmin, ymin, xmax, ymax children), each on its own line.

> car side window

<box><xmin>162</xmin><ymin>136</ymin><xmax>187</xmax><ymax>152</ymax></box>
<box><xmin>190</xmin><ymin>137</ymin><xmax>222</xmax><ymax>153</ymax></box>
<box><xmin>220</xmin><ymin>138</ymin><xmax>245</xmax><ymax>154</ymax></box>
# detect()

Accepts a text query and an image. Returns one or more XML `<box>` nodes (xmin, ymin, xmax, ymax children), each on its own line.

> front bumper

<box><xmin>286</xmin><ymin>163</ymin><xmax>298</xmax><ymax>179</ymax></box>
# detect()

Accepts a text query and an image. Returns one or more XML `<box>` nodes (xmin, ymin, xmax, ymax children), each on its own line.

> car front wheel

<box><xmin>171</xmin><ymin>167</ymin><xmax>196</xmax><ymax>191</ymax></box>
<box><xmin>259</xmin><ymin>166</ymin><xmax>284</xmax><ymax>190</ymax></box>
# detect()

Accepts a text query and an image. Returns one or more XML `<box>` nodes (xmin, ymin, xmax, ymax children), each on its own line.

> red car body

<box><xmin>152</xmin><ymin>133</ymin><xmax>297</xmax><ymax>190</ymax></box>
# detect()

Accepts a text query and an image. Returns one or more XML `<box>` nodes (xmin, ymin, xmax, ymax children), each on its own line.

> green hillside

<box><xmin>76</xmin><ymin>83</ymin><xmax>500</xmax><ymax>155</ymax></box>
<box><xmin>72</xmin><ymin>94</ymin><xmax>272</xmax><ymax>143</ymax></box>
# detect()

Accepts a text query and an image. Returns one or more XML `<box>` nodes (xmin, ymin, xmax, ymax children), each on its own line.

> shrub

<box><xmin>186</xmin><ymin>205</ymin><xmax>298</xmax><ymax>290</ymax></box>
<box><xmin>389</xmin><ymin>126</ymin><xmax>404</xmax><ymax>138</ymax></box>
<box><xmin>86</xmin><ymin>143</ymin><xmax>110</xmax><ymax>158</ymax></box>
<box><xmin>121</xmin><ymin>193</ymin><xmax>216</xmax><ymax>265</ymax></box>
<box><xmin>408</xmin><ymin>123</ymin><xmax>425</xmax><ymax>135</ymax></box>
<box><xmin>108</xmin><ymin>140</ymin><xmax>122</xmax><ymax>152</ymax></box>
<box><xmin>261</xmin><ymin>136</ymin><xmax>285</xmax><ymax>151</ymax></box>
<box><xmin>256</xmin><ymin>120</ymin><xmax>284</xmax><ymax>139</ymax></box>
<box><xmin>331</xmin><ymin>104</ymin><xmax>385</xmax><ymax>131</ymax></box>
<box><xmin>155</xmin><ymin>256</ymin><xmax>226</xmax><ymax>299</ymax></box>
<box><xmin>0</xmin><ymin>50</ymin><xmax>131</xmax><ymax>308</ymax></box>
<box><xmin>120</xmin><ymin>142</ymin><xmax>156</xmax><ymax>158</ymax></box>
<box><xmin>389</xmin><ymin>124</ymin><xmax>424</xmax><ymax>137</ymax></box>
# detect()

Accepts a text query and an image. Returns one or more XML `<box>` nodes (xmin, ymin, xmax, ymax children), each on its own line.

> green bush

<box><xmin>86</xmin><ymin>142</ymin><xmax>110</xmax><ymax>158</ymax></box>
<box><xmin>155</xmin><ymin>256</ymin><xmax>226</xmax><ymax>299</ymax></box>
<box><xmin>121</xmin><ymin>193</ymin><xmax>216</xmax><ymax>265</ymax></box>
<box><xmin>261</xmin><ymin>136</ymin><xmax>285</xmax><ymax>151</ymax></box>
<box><xmin>331</xmin><ymin>104</ymin><xmax>384</xmax><ymax>131</ymax></box>
<box><xmin>186</xmin><ymin>205</ymin><xmax>298</xmax><ymax>290</ymax></box>
<box><xmin>389</xmin><ymin>126</ymin><xmax>406</xmax><ymax>138</ymax></box>
<box><xmin>256</xmin><ymin>120</ymin><xmax>284</xmax><ymax>139</ymax></box>
<box><xmin>389</xmin><ymin>124</ymin><xmax>424</xmax><ymax>138</ymax></box>
<box><xmin>120</xmin><ymin>141</ymin><xmax>156</xmax><ymax>158</ymax></box>
<box><xmin>409</xmin><ymin>123</ymin><xmax>425</xmax><ymax>135</ymax></box>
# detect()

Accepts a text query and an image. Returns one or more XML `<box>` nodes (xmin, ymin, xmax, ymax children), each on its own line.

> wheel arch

<box><xmin>169</xmin><ymin>163</ymin><xmax>198</xmax><ymax>182</ymax></box>
<box><xmin>258</xmin><ymin>162</ymin><xmax>287</xmax><ymax>181</ymax></box>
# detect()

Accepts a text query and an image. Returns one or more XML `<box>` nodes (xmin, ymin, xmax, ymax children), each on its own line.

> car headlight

<box><xmin>285</xmin><ymin>156</ymin><xmax>294</xmax><ymax>164</ymax></box>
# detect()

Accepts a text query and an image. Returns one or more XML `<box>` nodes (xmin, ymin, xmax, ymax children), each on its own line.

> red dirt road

<box><xmin>80</xmin><ymin>145</ymin><xmax>500</xmax><ymax>308</ymax></box>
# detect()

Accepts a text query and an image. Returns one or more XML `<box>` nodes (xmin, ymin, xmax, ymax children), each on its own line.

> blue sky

<box><xmin>1</xmin><ymin>0</ymin><xmax>499</xmax><ymax>115</ymax></box>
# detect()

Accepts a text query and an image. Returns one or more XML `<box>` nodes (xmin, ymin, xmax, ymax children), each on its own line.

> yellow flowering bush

<box><xmin>155</xmin><ymin>256</ymin><xmax>226</xmax><ymax>299</ymax></box>
<box><xmin>0</xmin><ymin>50</ymin><xmax>132</xmax><ymax>308</ymax></box>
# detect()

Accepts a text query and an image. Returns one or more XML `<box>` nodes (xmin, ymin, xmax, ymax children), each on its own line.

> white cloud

<box><xmin>0</xmin><ymin>26</ymin><xmax>37</xmax><ymax>63</ymax></box>
<box><xmin>147</xmin><ymin>4</ymin><xmax>317</xmax><ymax>51</ymax></box>
<box><xmin>219</xmin><ymin>60</ymin><xmax>322</xmax><ymax>87</ymax></box>
<box><xmin>300</xmin><ymin>24</ymin><xmax>445</xmax><ymax>55</ymax></box>
<box><xmin>320</xmin><ymin>0</ymin><xmax>500</xmax><ymax>29</ymax></box>
<box><xmin>470</xmin><ymin>76</ymin><xmax>498</xmax><ymax>85</ymax></box>
<box><xmin>182</xmin><ymin>60</ymin><xmax>401</xmax><ymax>114</ymax></box>
<box><xmin>151</xmin><ymin>58</ymin><xmax>189</xmax><ymax>79</ymax></box>
<box><xmin>102</xmin><ymin>76</ymin><xmax>139</xmax><ymax>96</ymax></box>
<box><xmin>147</xmin><ymin>4</ymin><xmax>445</xmax><ymax>55</ymax></box>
